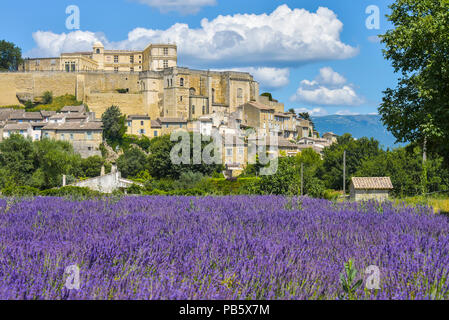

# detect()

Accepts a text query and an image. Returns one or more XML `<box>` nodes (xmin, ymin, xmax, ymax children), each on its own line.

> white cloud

<box><xmin>213</xmin><ymin>67</ymin><xmax>290</xmax><ymax>89</ymax></box>
<box><xmin>132</xmin><ymin>0</ymin><xmax>217</xmax><ymax>14</ymax></box>
<box><xmin>335</xmin><ymin>110</ymin><xmax>360</xmax><ymax>115</ymax></box>
<box><xmin>316</xmin><ymin>66</ymin><xmax>346</xmax><ymax>86</ymax></box>
<box><xmin>25</xmin><ymin>5</ymin><xmax>358</xmax><ymax>69</ymax></box>
<box><xmin>291</xmin><ymin>67</ymin><xmax>364</xmax><ymax>106</ymax></box>
<box><xmin>295</xmin><ymin>107</ymin><xmax>329</xmax><ymax>117</ymax></box>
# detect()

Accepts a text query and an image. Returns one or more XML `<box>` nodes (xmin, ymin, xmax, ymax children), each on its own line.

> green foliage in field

<box><xmin>28</xmin><ymin>94</ymin><xmax>83</xmax><ymax>112</ymax></box>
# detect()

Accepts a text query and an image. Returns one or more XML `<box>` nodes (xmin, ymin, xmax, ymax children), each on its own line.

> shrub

<box><xmin>42</xmin><ymin>91</ymin><xmax>53</xmax><ymax>105</ymax></box>
<box><xmin>1</xmin><ymin>185</ymin><xmax>40</xmax><ymax>197</ymax></box>
<box><xmin>40</xmin><ymin>186</ymin><xmax>102</xmax><ymax>198</ymax></box>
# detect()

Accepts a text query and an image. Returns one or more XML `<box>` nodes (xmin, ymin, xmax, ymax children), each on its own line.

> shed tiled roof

<box><xmin>351</xmin><ymin>177</ymin><xmax>394</xmax><ymax>190</ymax></box>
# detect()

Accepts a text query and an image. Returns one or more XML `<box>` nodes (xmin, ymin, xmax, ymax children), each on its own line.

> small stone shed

<box><xmin>350</xmin><ymin>177</ymin><xmax>394</xmax><ymax>202</ymax></box>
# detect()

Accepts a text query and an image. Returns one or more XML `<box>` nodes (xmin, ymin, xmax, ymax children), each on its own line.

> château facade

<box><xmin>20</xmin><ymin>42</ymin><xmax>177</xmax><ymax>73</ymax></box>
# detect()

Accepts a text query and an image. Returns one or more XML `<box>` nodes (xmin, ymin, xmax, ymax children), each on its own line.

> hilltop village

<box><xmin>0</xmin><ymin>42</ymin><xmax>338</xmax><ymax>174</ymax></box>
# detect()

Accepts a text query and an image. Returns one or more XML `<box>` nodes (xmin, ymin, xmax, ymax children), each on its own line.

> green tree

<box><xmin>148</xmin><ymin>133</ymin><xmax>222</xmax><ymax>179</ymax></box>
<box><xmin>320</xmin><ymin>134</ymin><xmax>381</xmax><ymax>191</ymax></box>
<box><xmin>0</xmin><ymin>134</ymin><xmax>35</xmax><ymax>187</ymax></box>
<box><xmin>379</xmin><ymin>0</ymin><xmax>449</xmax><ymax>166</ymax></box>
<box><xmin>117</xmin><ymin>147</ymin><xmax>148</xmax><ymax>178</ymax></box>
<box><xmin>80</xmin><ymin>156</ymin><xmax>105</xmax><ymax>178</ymax></box>
<box><xmin>42</xmin><ymin>91</ymin><xmax>53</xmax><ymax>105</ymax></box>
<box><xmin>0</xmin><ymin>40</ymin><xmax>22</xmax><ymax>71</ymax></box>
<box><xmin>101</xmin><ymin>106</ymin><xmax>127</xmax><ymax>148</ymax></box>
<box><xmin>32</xmin><ymin>139</ymin><xmax>81</xmax><ymax>189</ymax></box>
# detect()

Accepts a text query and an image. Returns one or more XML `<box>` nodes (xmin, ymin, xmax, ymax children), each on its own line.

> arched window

<box><xmin>180</xmin><ymin>78</ymin><xmax>184</xmax><ymax>87</ymax></box>
<box><xmin>96</xmin><ymin>49</ymin><xmax>100</xmax><ymax>54</ymax></box>
<box><xmin>167</xmin><ymin>79</ymin><xmax>170</xmax><ymax>87</ymax></box>
<box><xmin>211</xmin><ymin>89</ymin><xmax>215</xmax><ymax>103</ymax></box>
<box><xmin>191</xmin><ymin>105</ymin><xmax>195</xmax><ymax>115</ymax></box>
<box><xmin>189</xmin><ymin>88</ymin><xmax>196</xmax><ymax>96</ymax></box>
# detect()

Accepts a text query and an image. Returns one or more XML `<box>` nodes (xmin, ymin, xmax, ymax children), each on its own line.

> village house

<box><xmin>41</xmin><ymin>121</ymin><xmax>103</xmax><ymax>158</ymax></box>
<box><xmin>350</xmin><ymin>177</ymin><xmax>394</xmax><ymax>202</ymax></box>
<box><xmin>126</xmin><ymin>114</ymin><xmax>152</xmax><ymax>136</ymax></box>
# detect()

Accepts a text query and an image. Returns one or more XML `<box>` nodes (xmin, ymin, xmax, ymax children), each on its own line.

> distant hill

<box><xmin>312</xmin><ymin>114</ymin><xmax>405</xmax><ymax>149</ymax></box>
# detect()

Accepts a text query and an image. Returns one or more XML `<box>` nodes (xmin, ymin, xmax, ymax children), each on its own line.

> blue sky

<box><xmin>0</xmin><ymin>0</ymin><xmax>397</xmax><ymax>116</ymax></box>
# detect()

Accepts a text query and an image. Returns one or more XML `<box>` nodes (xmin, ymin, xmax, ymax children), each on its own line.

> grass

<box><xmin>1</xmin><ymin>94</ymin><xmax>84</xmax><ymax>112</ymax></box>
<box><xmin>28</xmin><ymin>94</ymin><xmax>84</xmax><ymax>112</ymax></box>
<box><xmin>393</xmin><ymin>194</ymin><xmax>449</xmax><ymax>214</ymax></box>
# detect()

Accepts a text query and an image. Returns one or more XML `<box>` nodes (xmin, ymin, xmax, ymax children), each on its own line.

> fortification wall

<box><xmin>84</xmin><ymin>92</ymin><xmax>144</xmax><ymax>116</ymax></box>
<box><xmin>0</xmin><ymin>72</ymin><xmax>147</xmax><ymax>116</ymax></box>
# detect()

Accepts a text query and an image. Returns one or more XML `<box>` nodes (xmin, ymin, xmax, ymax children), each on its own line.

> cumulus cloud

<box><xmin>295</xmin><ymin>107</ymin><xmax>329</xmax><ymax>117</ymax></box>
<box><xmin>290</xmin><ymin>67</ymin><xmax>364</xmax><ymax>106</ymax></box>
<box><xmin>132</xmin><ymin>0</ymin><xmax>217</xmax><ymax>14</ymax></box>
<box><xmin>25</xmin><ymin>5</ymin><xmax>358</xmax><ymax>69</ymax></box>
<box><xmin>213</xmin><ymin>67</ymin><xmax>290</xmax><ymax>90</ymax></box>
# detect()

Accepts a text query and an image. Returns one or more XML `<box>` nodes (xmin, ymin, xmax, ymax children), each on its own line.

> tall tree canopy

<box><xmin>0</xmin><ymin>40</ymin><xmax>22</xmax><ymax>71</ymax></box>
<box><xmin>379</xmin><ymin>0</ymin><xmax>449</xmax><ymax>165</ymax></box>
<box><xmin>101</xmin><ymin>106</ymin><xmax>127</xmax><ymax>148</ymax></box>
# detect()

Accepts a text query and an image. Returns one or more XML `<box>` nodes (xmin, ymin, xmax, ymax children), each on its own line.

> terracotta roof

<box><xmin>351</xmin><ymin>177</ymin><xmax>394</xmax><ymax>190</ymax></box>
<box><xmin>158</xmin><ymin>117</ymin><xmax>187</xmax><ymax>123</ymax></box>
<box><xmin>42</xmin><ymin>122</ymin><xmax>103</xmax><ymax>131</ymax></box>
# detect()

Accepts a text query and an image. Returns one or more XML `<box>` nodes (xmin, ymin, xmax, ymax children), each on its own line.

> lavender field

<box><xmin>0</xmin><ymin>196</ymin><xmax>449</xmax><ymax>300</ymax></box>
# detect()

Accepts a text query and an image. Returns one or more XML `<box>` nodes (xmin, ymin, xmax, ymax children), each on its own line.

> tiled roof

<box><xmin>351</xmin><ymin>177</ymin><xmax>394</xmax><ymax>190</ymax></box>
<box><xmin>128</xmin><ymin>115</ymin><xmax>150</xmax><ymax>120</ymax></box>
<box><xmin>3</xmin><ymin>123</ymin><xmax>31</xmax><ymax>130</ymax></box>
<box><xmin>42</xmin><ymin>122</ymin><xmax>103</xmax><ymax>131</ymax></box>
<box><xmin>61</xmin><ymin>105</ymin><xmax>86</xmax><ymax>113</ymax></box>
<box><xmin>150</xmin><ymin>120</ymin><xmax>162</xmax><ymax>128</ymax></box>
<box><xmin>40</xmin><ymin>111</ymin><xmax>57</xmax><ymax>117</ymax></box>
<box><xmin>10</xmin><ymin>112</ymin><xmax>43</xmax><ymax>120</ymax></box>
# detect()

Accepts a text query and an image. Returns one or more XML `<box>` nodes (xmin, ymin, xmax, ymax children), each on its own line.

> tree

<box><xmin>298</xmin><ymin>112</ymin><xmax>315</xmax><ymax>129</ymax></box>
<box><xmin>32</xmin><ymin>139</ymin><xmax>81</xmax><ymax>189</ymax></box>
<box><xmin>355</xmin><ymin>146</ymin><xmax>449</xmax><ymax>197</ymax></box>
<box><xmin>117</xmin><ymin>147</ymin><xmax>148</xmax><ymax>178</ymax></box>
<box><xmin>0</xmin><ymin>134</ymin><xmax>35</xmax><ymax>187</ymax></box>
<box><xmin>148</xmin><ymin>133</ymin><xmax>222</xmax><ymax>179</ymax></box>
<box><xmin>379</xmin><ymin>0</ymin><xmax>449</xmax><ymax>166</ymax></box>
<box><xmin>101</xmin><ymin>106</ymin><xmax>127</xmax><ymax>148</ymax></box>
<box><xmin>42</xmin><ymin>91</ymin><xmax>53</xmax><ymax>105</ymax></box>
<box><xmin>0</xmin><ymin>40</ymin><xmax>22</xmax><ymax>71</ymax></box>
<box><xmin>81</xmin><ymin>156</ymin><xmax>105</xmax><ymax>178</ymax></box>
<box><xmin>288</xmin><ymin>108</ymin><xmax>296</xmax><ymax>115</ymax></box>
<box><xmin>320</xmin><ymin>134</ymin><xmax>381</xmax><ymax>190</ymax></box>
